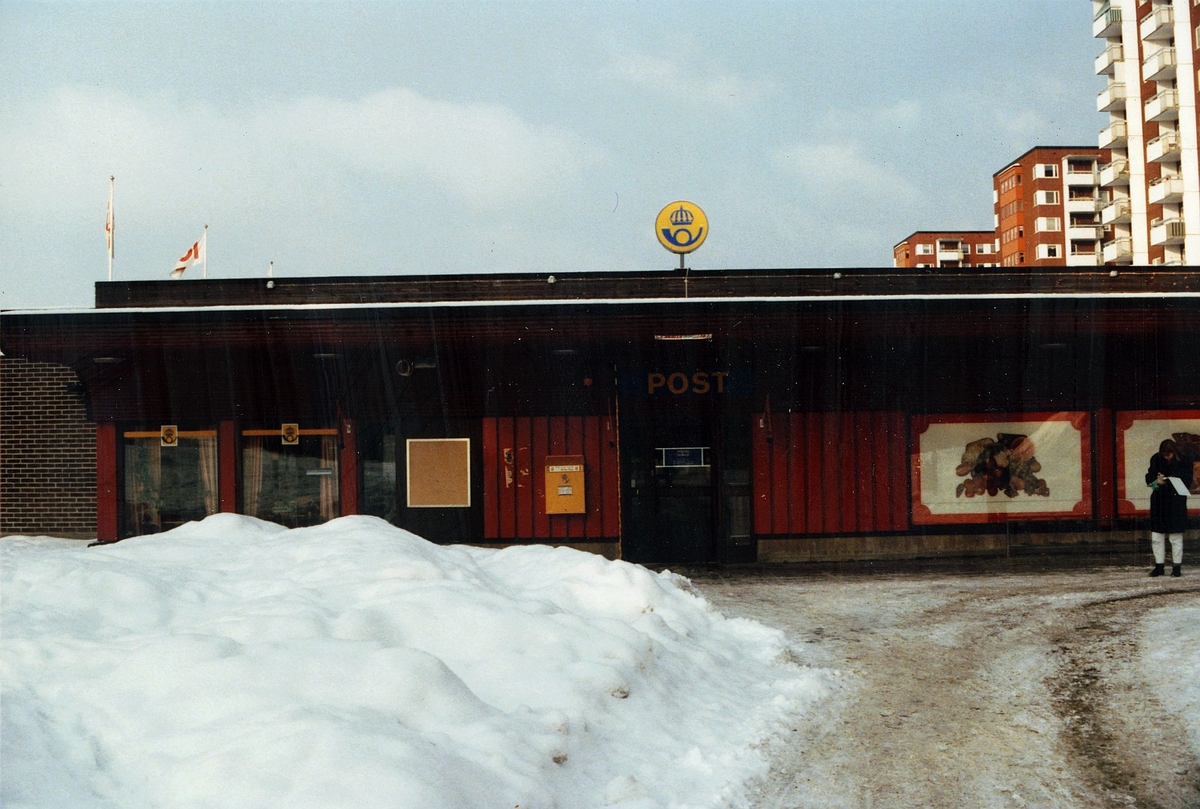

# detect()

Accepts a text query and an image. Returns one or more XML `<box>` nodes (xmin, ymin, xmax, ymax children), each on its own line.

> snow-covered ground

<box><xmin>1</xmin><ymin>515</ymin><xmax>835</xmax><ymax>809</ymax></box>
<box><xmin>696</xmin><ymin>563</ymin><xmax>1200</xmax><ymax>809</ymax></box>
<box><xmin>1142</xmin><ymin>602</ymin><xmax>1200</xmax><ymax>759</ymax></box>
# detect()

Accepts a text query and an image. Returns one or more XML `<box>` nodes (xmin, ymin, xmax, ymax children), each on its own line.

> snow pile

<box><xmin>1</xmin><ymin>515</ymin><xmax>831</xmax><ymax>809</ymax></box>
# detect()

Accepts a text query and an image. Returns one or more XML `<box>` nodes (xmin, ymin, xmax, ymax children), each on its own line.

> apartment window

<box><xmin>1035</xmin><ymin>190</ymin><xmax>1060</xmax><ymax>206</ymax></box>
<box><xmin>1035</xmin><ymin>164</ymin><xmax>1059</xmax><ymax>179</ymax></box>
<box><xmin>916</xmin><ymin>244</ymin><xmax>933</xmax><ymax>255</ymax></box>
<box><xmin>1037</xmin><ymin>244</ymin><xmax>1063</xmax><ymax>259</ymax></box>
<box><xmin>976</xmin><ymin>243</ymin><xmax>994</xmax><ymax>254</ymax></box>
<box><xmin>1035</xmin><ymin>217</ymin><xmax>1061</xmax><ymax>233</ymax></box>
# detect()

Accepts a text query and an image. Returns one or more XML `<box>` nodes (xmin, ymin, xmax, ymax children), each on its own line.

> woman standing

<box><xmin>1146</xmin><ymin>439</ymin><xmax>1193</xmax><ymax>577</ymax></box>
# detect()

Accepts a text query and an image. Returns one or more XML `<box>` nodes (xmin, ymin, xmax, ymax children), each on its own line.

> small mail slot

<box><xmin>545</xmin><ymin>454</ymin><xmax>586</xmax><ymax>514</ymax></box>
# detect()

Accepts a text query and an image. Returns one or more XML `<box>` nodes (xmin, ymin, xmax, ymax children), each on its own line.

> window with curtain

<box><xmin>122</xmin><ymin>430</ymin><xmax>218</xmax><ymax>536</ymax></box>
<box><xmin>241</xmin><ymin>431</ymin><xmax>339</xmax><ymax>527</ymax></box>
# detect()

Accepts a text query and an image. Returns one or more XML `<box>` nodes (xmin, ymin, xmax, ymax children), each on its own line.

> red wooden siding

<box><xmin>96</xmin><ymin>422</ymin><xmax>119</xmax><ymax>542</ymax></box>
<box><xmin>1094</xmin><ymin>408</ymin><xmax>1116</xmax><ymax>523</ymax></box>
<box><xmin>219</xmin><ymin>420</ymin><xmax>237</xmax><ymax>512</ymax></box>
<box><xmin>339</xmin><ymin>417</ymin><xmax>358</xmax><ymax>516</ymax></box>
<box><xmin>482</xmin><ymin>416</ymin><xmax>620</xmax><ymax>541</ymax></box>
<box><xmin>753</xmin><ymin>411</ymin><xmax>909</xmax><ymax>535</ymax></box>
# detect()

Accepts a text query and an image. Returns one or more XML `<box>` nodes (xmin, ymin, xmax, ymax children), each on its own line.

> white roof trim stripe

<box><xmin>3</xmin><ymin>290</ymin><xmax>1199</xmax><ymax>317</ymax></box>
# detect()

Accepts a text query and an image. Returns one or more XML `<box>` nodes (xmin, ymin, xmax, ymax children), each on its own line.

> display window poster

<box><xmin>911</xmin><ymin>412</ymin><xmax>1091</xmax><ymax>524</ymax></box>
<box><xmin>1116</xmin><ymin>411</ymin><xmax>1200</xmax><ymax>516</ymax></box>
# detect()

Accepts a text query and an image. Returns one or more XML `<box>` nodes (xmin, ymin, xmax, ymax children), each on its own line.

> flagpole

<box><xmin>203</xmin><ymin>224</ymin><xmax>208</xmax><ymax>279</ymax></box>
<box><xmin>107</xmin><ymin>176</ymin><xmax>114</xmax><ymax>281</ymax></box>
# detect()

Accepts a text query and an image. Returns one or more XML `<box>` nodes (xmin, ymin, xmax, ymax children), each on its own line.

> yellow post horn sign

<box><xmin>655</xmin><ymin>201</ymin><xmax>708</xmax><ymax>255</ymax></box>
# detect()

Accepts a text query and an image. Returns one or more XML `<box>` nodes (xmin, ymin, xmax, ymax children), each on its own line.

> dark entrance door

<box><xmin>623</xmin><ymin>405</ymin><xmax>717</xmax><ymax>564</ymax></box>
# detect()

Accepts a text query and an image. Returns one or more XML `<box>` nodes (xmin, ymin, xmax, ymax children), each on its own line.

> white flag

<box><xmin>170</xmin><ymin>232</ymin><xmax>206</xmax><ymax>278</ymax></box>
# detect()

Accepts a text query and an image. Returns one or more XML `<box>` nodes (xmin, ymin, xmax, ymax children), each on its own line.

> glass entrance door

<box><xmin>622</xmin><ymin>410</ymin><xmax>718</xmax><ymax>564</ymax></box>
<box><xmin>650</xmin><ymin>445</ymin><xmax>715</xmax><ymax>563</ymax></box>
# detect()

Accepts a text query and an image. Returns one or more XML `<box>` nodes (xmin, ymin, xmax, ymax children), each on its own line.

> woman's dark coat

<box><xmin>1146</xmin><ymin>452</ymin><xmax>1193</xmax><ymax>533</ymax></box>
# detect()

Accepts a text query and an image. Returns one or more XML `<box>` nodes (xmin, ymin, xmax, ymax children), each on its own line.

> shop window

<box><xmin>123</xmin><ymin>428</ymin><xmax>218</xmax><ymax>535</ymax></box>
<box><xmin>242</xmin><ymin>429</ymin><xmax>339</xmax><ymax>527</ymax></box>
<box><xmin>361</xmin><ymin>428</ymin><xmax>398</xmax><ymax>523</ymax></box>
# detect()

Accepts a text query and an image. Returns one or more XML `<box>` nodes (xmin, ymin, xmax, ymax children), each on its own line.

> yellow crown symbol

<box><xmin>669</xmin><ymin>206</ymin><xmax>694</xmax><ymax>226</ymax></box>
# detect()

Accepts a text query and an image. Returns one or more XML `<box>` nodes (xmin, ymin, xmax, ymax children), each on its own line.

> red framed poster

<box><xmin>1116</xmin><ymin>411</ymin><xmax>1200</xmax><ymax>516</ymax></box>
<box><xmin>912</xmin><ymin>412</ymin><xmax>1091</xmax><ymax>524</ymax></box>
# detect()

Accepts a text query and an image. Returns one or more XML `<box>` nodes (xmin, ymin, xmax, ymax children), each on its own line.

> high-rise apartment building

<box><xmin>892</xmin><ymin>231</ymin><xmax>998</xmax><ymax>268</ymax></box>
<box><xmin>993</xmin><ymin>147</ymin><xmax>1111</xmax><ymax>267</ymax></box>
<box><xmin>892</xmin><ymin>147</ymin><xmax>1108</xmax><ymax>268</ymax></box>
<box><xmin>1094</xmin><ymin>0</ymin><xmax>1200</xmax><ymax>264</ymax></box>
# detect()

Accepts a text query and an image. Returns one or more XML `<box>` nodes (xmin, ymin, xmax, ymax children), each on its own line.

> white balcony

<box><xmin>1096</xmin><ymin>43</ymin><xmax>1123</xmax><ymax>75</ymax></box>
<box><xmin>1099</xmin><ymin>120</ymin><xmax>1128</xmax><ymax>148</ymax></box>
<box><xmin>1147</xmin><ymin>132</ymin><xmax>1181</xmax><ymax>163</ymax></box>
<box><xmin>936</xmin><ymin>248</ymin><xmax>967</xmax><ymax>263</ymax></box>
<box><xmin>1067</xmin><ymin>251</ymin><xmax>1102</xmax><ymax>267</ymax></box>
<box><xmin>1149</xmin><ymin>175</ymin><xmax>1185</xmax><ymax>205</ymax></box>
<box><xmin>1101</xmin><ymin>198</ymin><xmax>1132</xmax><ymax>225</ymax></box>
<box><xmin>1146</xmin><ymin>89</ymin><xmax>1180</xmax><ymax>122</ymax></box>
<box><xmin>1094</xmin><ymin>4</ymin><xmax>1122</xmax><ymax>38</ymax></box>
<box><xmin>1064</xmin><ymin>165</ymin><xmax>1099</xmax><ymax>185</ymax></box>
<box><xmin>1099</xmin><ymin>160</ymin><xmax>1130</xmax><ymax>187</ymax></box>
<box><xmin>1140</xmin><ymin>6</ymin><xmax>1173</xmax><ymax>41</ymax></box>
<box><xmin>1066</xmin><ymin>194</ymin><xmax>1101</xmax><ymax>213</ymax></box>
<box><xmin>1103</xmin><ymin>237</ymin><xmax>1134</xmax><ymax>264</ymax></box>
<box><xmin>1068</xmin><ymin>225</ymin><xmax>1105</xmax><ymax>241</ymax></box>
<box><xmin>1097</xmin><ymin>83</ymin><xmax>1126</xmax><ymax>112</ymax></box>
<box><xmin>1150</xmin><ymin>218</ymin><xmax>1186</xmax><ymax>246</ymax></box>
<box><xmin>1143</xmin><ymin>47</ymin><xmax>1176</xmax><ymax>82</ymax></box>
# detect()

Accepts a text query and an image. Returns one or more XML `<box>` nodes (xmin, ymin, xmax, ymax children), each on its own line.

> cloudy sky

<box><xmin>1</xmin><ymin>2</ymin><xmax>1104</xmax><ymax>310</ymax></box>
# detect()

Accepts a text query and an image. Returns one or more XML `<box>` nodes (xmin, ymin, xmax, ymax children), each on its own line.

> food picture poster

<box><xmin>912</xmin><ymin>413</ymin><xmax>1089</xmax><ymax>524</ymax></box>
<box><xmin>1117</xmin><ymin>412</ymin><xmax>1200</xmax><ymax>515</ymax></box>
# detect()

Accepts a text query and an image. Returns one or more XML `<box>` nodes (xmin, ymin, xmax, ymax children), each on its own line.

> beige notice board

<box><xmin>407</xmin><ymin>438</ymin><xmax>471</xmax><ymax>507</ymax></box>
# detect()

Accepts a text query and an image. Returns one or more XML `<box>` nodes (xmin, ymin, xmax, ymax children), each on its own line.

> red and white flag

<box><xmin>170</xmin><ymin>232</ymin><xmax>206</xmax><ymax>278</ymax></box>
<box><xmin>105</xmin><ymin>197</ymin><xmax>114</xmax><ymax>259</ymax></box>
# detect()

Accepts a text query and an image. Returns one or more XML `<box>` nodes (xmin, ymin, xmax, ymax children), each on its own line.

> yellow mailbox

<box><xmin>545</xmin><ymin>454</ymin><xmax>586</xmax><ymax>514</ymax></box>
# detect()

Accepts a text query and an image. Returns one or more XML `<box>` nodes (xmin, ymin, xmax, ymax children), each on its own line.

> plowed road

<box><xmin>691</xmin><ymin>558</ymin><xmax>1200</xmax><ymax>809</ymax></box>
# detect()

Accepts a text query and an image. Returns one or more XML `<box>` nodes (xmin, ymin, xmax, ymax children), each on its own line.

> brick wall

<box><xmin>1</xmin><ymin>358</ymin><xmax>97</xmax><ymax>538</ymax></box>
